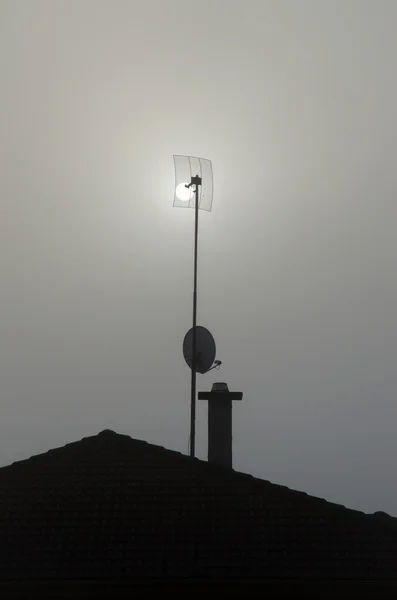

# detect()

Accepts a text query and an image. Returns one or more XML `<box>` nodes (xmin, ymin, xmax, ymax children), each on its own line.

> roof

<box><xmin>0</xmin><ymin>429</ymin><xmax>397</xmax><ymax>584</ymax></box>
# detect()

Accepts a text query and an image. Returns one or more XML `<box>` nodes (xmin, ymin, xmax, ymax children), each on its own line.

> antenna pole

<box><xmin>190</xmin><ymin>175</ymin><xmax>201</xmax><ymax>458</ymax></box>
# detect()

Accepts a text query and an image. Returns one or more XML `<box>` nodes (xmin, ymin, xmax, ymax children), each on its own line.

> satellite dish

<box><xmin>183</xmin><ymin>326</ymin><xmax>216</xmax><ymax>374</ymax></box>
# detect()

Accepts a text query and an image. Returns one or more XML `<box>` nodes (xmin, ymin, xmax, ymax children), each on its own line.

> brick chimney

<box><xmin>198</xmin><ymin>382</ymin><xmax>243</xmax><ymax>469</ymax></box>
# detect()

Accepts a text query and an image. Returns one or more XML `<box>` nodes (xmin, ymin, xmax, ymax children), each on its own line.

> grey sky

<box><xmin>1</xmin><ymin>0</ymin><xmax>397</xmax><ymax>515</ymax></box>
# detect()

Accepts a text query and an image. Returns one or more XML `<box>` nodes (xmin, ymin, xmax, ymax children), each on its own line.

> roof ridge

<box><xmin>0</xmin><ymin>429</ymin><xmax>197</xmax><ymax>472</ymax></box>
<box><xmin>0</xmin><ymin>429</ymin><xmax>392</xmax><ymax>520</ymax></box>
<box><xmin>98</xmin><ymin>428</ymin><xmax>118</xmax><ymax>435</ymax></box>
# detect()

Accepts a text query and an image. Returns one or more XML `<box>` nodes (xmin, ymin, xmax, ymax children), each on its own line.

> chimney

<box><xmin>198</xmin><ymin>382</ymin><xmax>243</xmax><ymax>469</ymax></box>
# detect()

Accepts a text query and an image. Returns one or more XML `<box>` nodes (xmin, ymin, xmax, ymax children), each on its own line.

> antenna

<box><xmin>183</xmin><ymin>326</ymin><xmax>220</xmax><ymax>374</ymax></box>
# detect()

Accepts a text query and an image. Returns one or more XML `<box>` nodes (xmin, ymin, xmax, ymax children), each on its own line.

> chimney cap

<box><xmin>198</xmin><ymin>383</ymin><xmax>243</xmax><ymax>401</ymax></box>
<box><xmin>211</xmin><ymin>382</ymin><xmax>229</xmax><ymax>392</ymax></box>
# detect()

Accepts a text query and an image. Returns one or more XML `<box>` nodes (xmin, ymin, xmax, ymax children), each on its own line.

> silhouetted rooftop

<box><xmin>0</xmin><ymin>429</ymin><xmax>396</xmax><ymax>584</ymax></box>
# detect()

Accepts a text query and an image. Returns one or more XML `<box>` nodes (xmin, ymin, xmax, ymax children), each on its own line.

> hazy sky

<box><xmin>1</xmin><ymin>0</ymin><xmax>397</xmax><ymax>515</ymax></box>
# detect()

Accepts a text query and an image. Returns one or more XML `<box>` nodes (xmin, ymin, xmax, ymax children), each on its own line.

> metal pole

<box><xmin>190</xmin><ymin>181</ymin><xmax>199</xmax><ymax>458</ymax></box>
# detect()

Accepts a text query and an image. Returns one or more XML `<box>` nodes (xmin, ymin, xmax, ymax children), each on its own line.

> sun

<box><xmin>175</xmin><ymin>182</ymin><xmax>193</xmax><ymax>202</ymax></box>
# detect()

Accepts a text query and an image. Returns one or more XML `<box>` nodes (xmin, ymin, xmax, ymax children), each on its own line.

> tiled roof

<box><xmin>0</xmin><ymin>429</ymin><xmax>396</xmax><ymax>583</ymax></box>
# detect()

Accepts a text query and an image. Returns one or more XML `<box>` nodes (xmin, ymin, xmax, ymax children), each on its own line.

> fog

<box><xmin>1</xmin><ymin>0</ymin><xmax>397</xmax><ymax>515</ymax></box>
